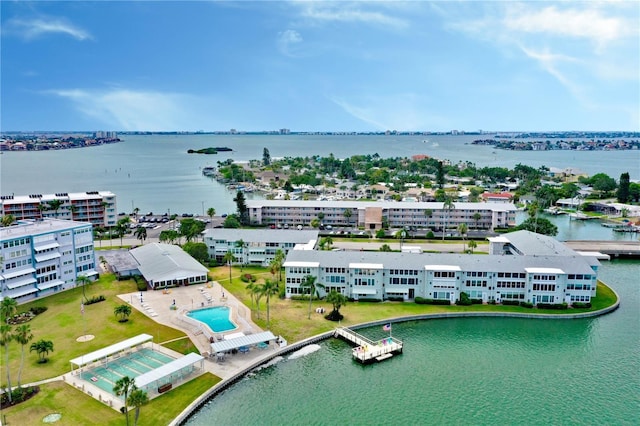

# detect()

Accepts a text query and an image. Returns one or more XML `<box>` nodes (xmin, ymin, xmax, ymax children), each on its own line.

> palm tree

<box><xmin>30</xmin><ymin>339</ymin><xmax>54</xmax><ymax>363</ymax></box>
<box><xmin>207</xmin><ymin>207</ymin><xmax>216</xmax><ymax>228</ymax></box>
<box><xmin>14</xmin><ymin>324</ymin><xmax>33</xmax><ymax>388</ymax></box>
<box><xmin>442</xmin><ymin>197</ymin><xmax>455</xmax><ymax>240</ymax></box>
<box><xmin>468</xmin><ymin>240</ymin><xmax>478</xmax><ymax>254</ymax></box>
<box><xmin>260</xmin><ymin>279</ymin><xmax>280</xmax><ymax>328</ymax></box>
<box><xmin>379</xmin><ymin>243</ymin><xmax>392</xmax><ymax>252</ymax></box>
<box><xmin>325</xmin><ymin>290</ymin><xmax>348</xmax><ymax>321</ymax></box>
<box><xmin>47</xmin><ymin>199</ymin><xmax>63</xmax><ymax>217</ymax></box>
<box><xmin>0</xmin><ymin>324</ymin><xmax>14</xmax><ymax>402</ymax></box>
<box><xmin>114</xmin><ymin>376</ymin><xmax>137</xmax><ymax>426</ymax></box>
<box><xmin>424</xmin><ymin>208</ymin><xmax>433</xmax><ymax>228</ymax></box>
<box><xmin>127</xmin><ymin>388</ymin><xmax>149</xmax><ymax>426</ymax></box>
<box><xmin>116</xmin><ymin>217</ymin><xmax>131</xmax><ymax>247</ymax></box>
<box><xmin>114</xmin><ymin>304</ymin><xmax>133</xmax><ymax>322</ymax></box>
<box><xmin>1</xmin><ymin>296</ymin><xmax>18</xmax><ymax>323</ymax></box>
<box><xmin>324</xmin><ymin>236</ymin><xmax>333</xmax><ymax>250</ymax></box>
<box><xmin>472</xmin><ymin>212</ymin><xmax>482</xmax><ymax>230</ymax></box>
<box><xmin>301</xmin><ymin>275</ymin><xmax>325</xmax><ymax>320</ymax></box>
<box><xmin>246</xmin><ymin>281</ymin><xmax>259</xmax><ymax>309</ymax></box>
<box><xmin>76</xmin><ymin>275</ymin><xmax>92</xmax><ymax>303</ymax></box>
<box><xmin>1</xmin><ymin>214</ymin><xmax>16</xmax><ymax>227</ymax></box>
<box><xmin>457</xmin><ymin>223</ymin><xmax>468</xmax><ymax>252</ymax></box>
<box><xmin>132</xmin><ymin>207</ymin><xmax>140</xmax><ymax>219</ymax></box>
<box><xmin>235</xmin><ymin>239</ymin><xmax>247</xmax><ymax>270</ymax></box>
<box><xmin>273</xmin><ymin>250</ymin><xmax>285</xmax><ymax>282</ymax></box>
<box><xmin>94</xmin><ymin>226</ymin><xmax>105</xmax><ymax>248</ymax></box>
<box><xmin>134</xmin><ymin>226</ymin><xmax>147</xmax><ymax>245</ymax></box>
<box><xmin>343</xmin><ymin>208</ymin><xmax>352</xmax><ymax>225</ymax></box>
<box><xmin>222</xmin><ymin>250</ymin><xmax>236</xmax><ymax>283</ymax></box>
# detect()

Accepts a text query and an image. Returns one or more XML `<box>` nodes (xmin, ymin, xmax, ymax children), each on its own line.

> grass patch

<box><xmin>162</xmin><ymin>337</ymin><xmax>201</xmax><ymax>355</ymax></box>
<box><xmin>1</xmin><ymin>274</ymin><xmax>187</xmax><ymax>388</ymax></box>
<box><xmin>1</xmin><ymin>373</ymin><xmax>220</xmax><ymax>426</ymax></box>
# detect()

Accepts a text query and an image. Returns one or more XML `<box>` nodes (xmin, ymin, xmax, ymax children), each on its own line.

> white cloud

<box><xmin>5</xmin><ymin>17</ymin><xmax>92</xmax><ymax>41</ymax></box>
<box><xmin>503</xmin><ymin>4</ymin><xmax>635</xmax><ymax>51</ymax></box>
<box><xmin>294</xmin><ymin>2</ymin><xmax>409</xmax><ymax>29</ymax></box>
<box><xmin>278</xmin><ymin>29</ymin><xmax>303</xmax><ymax>57</ymax></box>
<box><xmin>46</xmin><ymin>88</ymin><xmax>199</xmax><ymax>131</ymax></box>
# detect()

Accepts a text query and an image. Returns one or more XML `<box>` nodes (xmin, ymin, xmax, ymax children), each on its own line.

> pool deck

<box><xmin>117</xmin><ymin>281</ymin><xmax>282</xmax><ymax>381</ymax></box>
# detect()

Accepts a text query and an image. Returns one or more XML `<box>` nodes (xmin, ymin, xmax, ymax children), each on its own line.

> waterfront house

<box><xmin>283</xmin><ymin>231</ymin><xmax>598</xmax><ymax>306</ymax></box>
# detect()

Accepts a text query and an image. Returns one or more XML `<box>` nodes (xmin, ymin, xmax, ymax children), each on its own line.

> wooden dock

<box><xmin>334</xmin><ymin>327</ymin><xmax>403</xmax><ymax>363</ymax></box>
<box><xmin>565</xmin><ymin>240</ymin><xmax>640</xmax><ymax>259</ymax></box>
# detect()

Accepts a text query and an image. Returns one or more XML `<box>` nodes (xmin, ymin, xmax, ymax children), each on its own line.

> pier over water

<box><xmin>334</xmin><ymin>327</ymin><xmax>403</xmax><ymax>363</ymax></box>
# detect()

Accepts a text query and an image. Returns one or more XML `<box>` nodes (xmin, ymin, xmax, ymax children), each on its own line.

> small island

<box><xmin>187</xmin><ymin>147</ymin><xmax>233</xmax><ymax>154</ymax></box>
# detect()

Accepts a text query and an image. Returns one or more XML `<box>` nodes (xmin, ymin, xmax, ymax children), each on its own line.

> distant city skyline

<box><xmin>1</xmin><ymin>1</ymin><xmax>638</xmax><ymax>132</ymax></box>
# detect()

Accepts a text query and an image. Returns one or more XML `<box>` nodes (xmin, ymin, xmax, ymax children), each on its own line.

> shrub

<box><xmin>415</xmin><ymin>297</ymin><xmax>450</xmax><ymax>305</ymax></box>
<box><xmin>426</xmin><ymin>231</ymin><xmax>435</xmax><ymax>239</ymax></box>
<box><xmin>519</xmin><ymin>301</ymin><xmax>534</xmax><ymax>308</ymax></box>
<box><xmin>29</xmin><ymin>306</ymin><xmax>48</xmax><ymax>315</ymax></box>
<box><xmin>136</xmin><ymin>280</ymin><xmax>148</xmax><ymax>291</ymax></box>
<box><xmin>536</xmin><ymin>302</ymin><xmax>568</xmax><ymax>310</ymax></box>
<box><xmin>470</xmin><ymin>299</ymin><xmax>483</xmax><ymax>305</ymax></box>
<box><xmin>240</xmin><ymin>273</ymin><xmax>256</xmax><ymax>283</ymax></box>
<box><xmin>501</xmin><ymin>300</ymin><xmax>520</xmax><ymax>306</ymax></box>
<box><xmin>85</xmin><ymin>295</ymin><xmax>106</xmax><ymax>305</ymax></box>
<box><xmin>572</xmin><ymin>302</ymin><xmax>592</xmax><ymax>309</ymax></box>
<box><xmin>456</xmin><ymin>292</ymin><xmax>472</xmax><ymax>306</ymax></box>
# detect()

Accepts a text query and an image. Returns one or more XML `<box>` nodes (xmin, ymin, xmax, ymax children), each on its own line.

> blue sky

<box><xmin>2</xmin><ymin>1</ymin><xmax>638</xmax><ymax>132</ymax></box>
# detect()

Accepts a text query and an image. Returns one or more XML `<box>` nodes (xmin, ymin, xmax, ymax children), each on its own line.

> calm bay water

<box><xmin>187</xmin><ymin>260</ymin><xmax>639</xmax><ymax>426</ymax></box>
<box><xmin>1</xmin><ymin>135</ymin><xmax>638</xmax><ymax>217</ymax></box>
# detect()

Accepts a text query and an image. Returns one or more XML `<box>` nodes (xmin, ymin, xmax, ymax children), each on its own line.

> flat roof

<box><xmin>203</xmin><ymin>228</ymin><xmax>319</xmax><ymax>243</ymax></box>
<box><xmin>135</xmin><ymin>352</ymin><xmax>204</xmax><ymax>388</ymax></box>
<box><xmin>211</xmin><ymin>331</ymin><xmax>276</xmax><ymax>353</ymax></box>
<box><xmin>70</xmin><ymin>334</ymin><xmax>153</xmax><ymax>367</ymax></box>
<box><xmin>0</xmin><ymin>218</ymin><xmax>92</xmax><ymax>239</ymax></box>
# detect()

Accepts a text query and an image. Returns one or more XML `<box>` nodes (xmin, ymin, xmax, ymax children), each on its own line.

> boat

<box><xmin>202</xmin><ymin>166</ymin><xmax>216</xmax><ymax>176</ymax></box>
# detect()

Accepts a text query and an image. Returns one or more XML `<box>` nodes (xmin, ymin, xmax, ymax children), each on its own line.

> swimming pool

<box><xmin>186</xmin><ymin>306</ymin><xmax>237</xmax><ymax>333</ymax></box>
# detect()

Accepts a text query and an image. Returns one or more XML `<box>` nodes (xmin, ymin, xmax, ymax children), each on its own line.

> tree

<box><xmin>179</xmin><ymin>218</ymin><xmax>206</xmax><ymax>242</ymax></box>
<box><xmin>235</xmin><ymin>239</ymin><xmax>247</xmax><ymax>269</ymax></box>
<box><xmin>134</xmin><ymin>226</ymin><xmax>147</xmax><ymax>245</ymax></box>
<box><xmin>375</xmin><ymin>229</ymin><xmax>386</xmax><ymax>239</ymax></box>
<box><xmin>260</xmin><ymin>279</ymin><xmax>280</xmax><ymax>328</ymax></box>
<box><xmin>234</xmin><ymin>190</ymin><xmax>249</xmax><ymax>225</ymax></box>
<box><xmin>207</xmin><ymin>207</ymin><xmax>216</xmax><ymax>228</ymax></box>
<box><xmin>47</xmin><ymin>199</ymin><xmax>63</xmax><ymax>217</ymax></box>
<box><xmin>246</xmin><ymin>281</ymin><xmax>260</xmax><ymax>312</ymax></box>
<box><xmin>442</xmin><ymin>197</ymin><xmax>455</xmax><ymax>240</ymax></box>
<box><xmin>114</xmin><ymin>304</ymin><xmax>132</xmax><ymax>322</ymax></box>
<box><xmin>14</xmin><ymin>324</ymin><xmax>33</xmax><ymax>388</ymax></box>
<box><xmin>222</xmin><ymin>250</ymin><xmax>236</xmax><ymax>283</ymax></box>
<box><xmin>159</xmin><ymin>229</ymin><xmax>180</xmax><ymax>244</ymax></box>
<box><xmin>94</xmin><ymin>226</ymin><xmax>105</xmax><ymax>248</ymax></box>
<box><xmin>128</xmin><ymin>388</ymin><xmax>149</xmax><ymax>426</ymax></box>
<box><xmin>457</xmin><ymin>223</ymin><xmax>468</xmax><ymax>252</ymax></box>
<box><xmin>223</xmin><ymin>214</ymin><xmax>241</xmax><ymax>229</ymax></box>
<box><xmin>436</xmin><ymin>161</ymin><xmax>445</xmax><ymax>189</ymax></box>
<box><xmin>472</xmin><ymin>212</ymin><xmax>482</xmax><ymax>230</ymax></box>
<box><xmin>1</xmin><ymin>296</ymin><xmax>18</xmax><ymax>323</ymax></box>
<box><xmin>76</xmin><ymin>275</ymin><xmax>92</xmax><ymax>303</ymax></box>
<box><xmin>527</xmin><ymin>201</ymin><xmax>540</xmax><ymax>233</ymax></box>
<box><xmin>1</xmin><ymin>214</ymin><xmax>16</xmax><ymax>227</ymax></box>
<box><xmin>617</xmin><ymin>172</ymin><xmax>630</xmax><ymax>203</ymax></box>
<box><xmin>273</xmin><ymin>249</ymin><xmax>285</xmax><ymax>282</ymax></box>
<box><xmin>30</xmin><ymin>338</ymin><xmax>54</xmax><ymax>363</ymax></box>
<box><xmin>262</xmin><ymin>147</ymin><xmax>271</xmax><ymax>166</ymax></box>
<box><xmin>590</xmin><ymin>173</ymin><xmax>617</xmax><ymax>195</ymax></box>
<box><xmin>116</xmin><ymin>217</ymin><xmax>131</xmax><ymax>247</ymax></box>
<box><xmin>467</xmin><ymin>240</ymin><xmax>478</xmax><ymax>254</ymax></box>
<box><xmin>310</xmin><ymin>218</ymin><xmax>320</xmax><ymax>229</ymax></box>
<box><xmin>325</xmin><ymin>290</ymin><xmax>348</xmax><ymax>321</ymax></box>
<box><xmin>301</xmin><ymin>275</ymin><xmax>325</xmax><ymax>320</ymax></box>
<box><xmin>0</xmin><ymin>324</ymin><xmax>14</xmax><ymax>402</ymax></box>
<box><xmin>517</xmin><ymin>218</ymin><xmax>558</xmax><ymax>236</ymax></box>
<box><xmin>379</xmin><ymin>244</ymin><xmax>392</xmax><ymax>252</ymax></box>
<box><xmin>343</xmin><ymin>208</ymin><xmax>352</xmax><ymax>225</ymax></box>
<box><xmin>183</xmin><ymin>242</ymin><xmax>209</xmax><ymax>264</ymax></box>
<box><xmin>114</xmin><ymin>376</ymin><xmax>137</xmax><ymax>426</ymax></box>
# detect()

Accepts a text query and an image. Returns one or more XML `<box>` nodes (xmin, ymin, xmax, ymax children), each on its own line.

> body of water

<box><xmin>186</xmin><ymin>260</ymin><xmax>639</xmax><ymax>426</ymax></box>
<box><xmin>1</xmin><ymin>135</ymin><xmax>638</xmax><ymax>216</ymax></box>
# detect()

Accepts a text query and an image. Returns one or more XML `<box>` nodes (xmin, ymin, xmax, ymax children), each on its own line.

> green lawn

<box><xmin>1</xmin><ymin>373</ymin><xmax>220</xmax><ymax>426</ymax></box>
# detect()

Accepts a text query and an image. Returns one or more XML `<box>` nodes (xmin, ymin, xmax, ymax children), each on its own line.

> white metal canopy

<box><xmin>134</xmin><ymin>352</ymin><xmax>204</xmax><ymax>389</ymax></box>
<box><xmin>70</xmin><ymin>334</ymin><xmax>153</xmax><ymax>368</ymax></box>
<box><xmin>210</xmin><ymin>331</ymin><xmax>276</xmax><ymax>353</ymax></box>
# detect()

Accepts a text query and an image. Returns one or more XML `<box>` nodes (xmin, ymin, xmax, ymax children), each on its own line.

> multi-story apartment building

<box><xmin>1</xmin><ymin>218</ymin><xmax>98</xmax><ymax>302</ymax></box>
<box><xmin>1</xmin><ymin>191</ymin><xmax>117</xmax><ymax>228</ymax></box>
<box><xmin>204</xmin><ymin>229</ymin><xmax>318</xmax><ymax>266</ymax></box>
<box><xmin>247</xmin><ymin>200</ymin><xmax>516</xmax><ymax>231</ymax></box>
<box><xmin>283</xmin><ymin>230</ymin><xmax>598</xmax><ymax>306</ymax></box>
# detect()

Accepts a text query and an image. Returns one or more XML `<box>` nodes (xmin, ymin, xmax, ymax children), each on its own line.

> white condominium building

<box><xmin>204</xmin><ymin>228</ymin><xmax>319</xmax><ymax>266</ymax></box>
<box><xmin>1</xmin><ymin>219</ymin><xmax>98</xmax><ymax>303</ymax></box>
<box><xmin>284</xmin><ymin>231</ymin><xmax>598</xmax><ymax>306</ymax></box>
<box><xmin>246</xmin><ymin>200</ymin><xmax>516</xmax><ymax>231</ymax></box>
<box><xmin>1</xmin><ymin>191</ymin><xmax>117</xmax><ymax>228</ymax></box>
